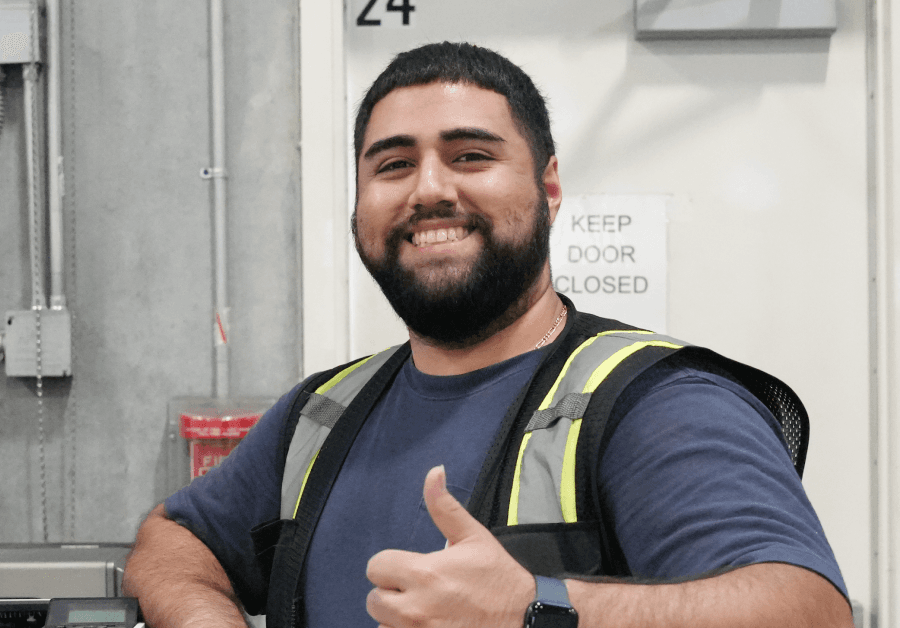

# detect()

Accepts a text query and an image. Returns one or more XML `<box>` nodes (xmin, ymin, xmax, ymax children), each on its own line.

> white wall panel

<box><xmin>316</xmin><ymin>0</ymin><xmax>873</xmax><ymax>616</ymax></box>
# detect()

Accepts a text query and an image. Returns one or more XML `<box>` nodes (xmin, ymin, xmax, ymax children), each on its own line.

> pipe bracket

<box><xmin>200</xmin><ymin>167</ymin><xmax>227</xmax><ymax>180</ymax></box>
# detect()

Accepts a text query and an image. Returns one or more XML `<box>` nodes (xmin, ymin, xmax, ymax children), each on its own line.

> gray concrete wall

<box><xmin>0</xmin><ymin>1</ymin><xmax>301</xmax><ymax>542</ymax></box>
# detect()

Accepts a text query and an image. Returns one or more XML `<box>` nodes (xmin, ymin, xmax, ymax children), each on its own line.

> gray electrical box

<box><xmin>4</xmin><ymin>308</ymin><xmax>72</xmax><ymax>377</ymax></box>
<box><xmin>0</xmin><ymin>544</ymin><xmax>131</xmax><ymax>598</ymax></box>
<box><xmin>635</xmin><ymin>0</ymin><xmax>837</xmax><ymax>39</ymax></box>
<box><xmin>0</xmin><ymin>2</ymin><xmax>39</xmax><ymax>64</ymax></box>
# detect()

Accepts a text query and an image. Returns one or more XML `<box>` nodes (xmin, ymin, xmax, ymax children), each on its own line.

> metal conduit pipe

<box><xmin>0</xmin><ymin>66</ymin><xmax>5</xmax><ymax>139</ymax></box>
<box><xmin>46</xmin><ymin>0</ymin><xmax>66</xmax><ymax>309</ymax></box>
<box><xmin>23</xmin><ymin>61</ymin><xmax>46</xmax><ymax>310</ymax></box>
<box><xmin>210</xmin><ymin>0</ymin><xmax>229</xmax><ymax>398</ymax></box>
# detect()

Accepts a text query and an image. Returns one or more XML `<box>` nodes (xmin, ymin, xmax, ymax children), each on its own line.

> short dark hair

<box><xmin>353</xmin><ymin>42</ymin><xmax>555</xmax><ymax>176</ymax></box>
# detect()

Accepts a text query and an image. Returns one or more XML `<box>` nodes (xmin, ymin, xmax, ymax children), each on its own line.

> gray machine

<box><xmin>0</xmin><ymin>544</ymin><xmax>131</xmax><ymax>599</ymax></box>
<box><xmin>0</xmin><ymin>545</ymin><xmax>136</xmax><ymax>628</ymax></box>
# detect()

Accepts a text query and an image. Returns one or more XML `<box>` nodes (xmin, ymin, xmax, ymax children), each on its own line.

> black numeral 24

<box><xmin>357</xmin><ymin>0</ymin><xmax>415</xmax><ymax>26</ymax></box>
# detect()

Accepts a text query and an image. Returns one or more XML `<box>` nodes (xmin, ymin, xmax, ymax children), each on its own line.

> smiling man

<box><xmin>124</xmin><ymin>43</ymin><xmax>852</xmax><ymax>628</ymax></box>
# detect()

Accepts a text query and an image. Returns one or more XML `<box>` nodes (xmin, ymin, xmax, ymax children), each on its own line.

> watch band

<box><xmin>525</xmin><ymin>576</ymin><xmax>578</xmax><ymax>627</ymax></box>
<box><xmin>533</xmin><ymin>575</ymin><xmax>573</xmax><ymax>607</ymax></box>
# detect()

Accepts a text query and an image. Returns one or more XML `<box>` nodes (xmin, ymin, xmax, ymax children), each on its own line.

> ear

<box><xmin>542</xmin><ymin>156</ymin><xmax>562</xmax><ymax>226</ymax></box>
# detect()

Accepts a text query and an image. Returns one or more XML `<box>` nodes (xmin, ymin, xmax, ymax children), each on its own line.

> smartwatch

<box><xmin>523</xmin><ymin>575</ymin><xmax>579</xmax><ymax>627</ymax></box>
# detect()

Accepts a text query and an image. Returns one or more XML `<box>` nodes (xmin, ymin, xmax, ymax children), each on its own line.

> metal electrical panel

<box><xmin>4</xmin><ymin>309</ymin><xmax>72</xmax><ymax>376</ymax></box>
<box><xmin>0</xmin><ymin>2</ymin><xmax>39</xmax><ymax>64</ymax></box>
<box><xmin>635</xmin><ymin>0</ymin><xmax>837</xmax><ymax>39</ymax></box>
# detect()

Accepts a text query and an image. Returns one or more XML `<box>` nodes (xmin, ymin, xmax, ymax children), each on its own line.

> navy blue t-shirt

<box><xmin>165</xmin><ymin>348</ymin><xmax>848</xmax><ymax>627</ymax></box>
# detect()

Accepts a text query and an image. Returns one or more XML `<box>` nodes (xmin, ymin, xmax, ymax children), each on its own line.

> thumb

<box><xmin>423</xmin><ymin>465</ymin><xmax>486</xmax><ymax>546</ymax></box>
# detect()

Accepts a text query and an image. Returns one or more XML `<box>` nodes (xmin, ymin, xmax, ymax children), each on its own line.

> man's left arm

<box><xmin>565</xmin><ymin>562</ymin><xmax>850</xmax><ymax>627</ymax></box>
<box><xmin>366</xmin><ymin>466</ymin><xmax>852</xmax><ymax>628</ymax></box>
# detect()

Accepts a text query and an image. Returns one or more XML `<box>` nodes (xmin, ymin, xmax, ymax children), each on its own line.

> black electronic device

<box><xmin>0</xmin><ymin>599</ymin><xmax>49</xmax><ymax>628</ymax></box>
<box><xmin>44</xmin><ymin>599</ymin><xmax>138</xmax><ymax>628</ymax></box>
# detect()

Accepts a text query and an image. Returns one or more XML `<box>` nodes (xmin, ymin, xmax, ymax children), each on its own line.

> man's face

<box><xmin>353</xmin><ymin>81</ymin><xmax>558</xmax><ymax>346</ymax></box>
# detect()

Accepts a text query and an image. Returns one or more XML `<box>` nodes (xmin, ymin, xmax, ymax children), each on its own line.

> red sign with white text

<box><xmin>180</xmin><ymin>412</ymin><xmax>262</xmax><ymax>478</ymax></box>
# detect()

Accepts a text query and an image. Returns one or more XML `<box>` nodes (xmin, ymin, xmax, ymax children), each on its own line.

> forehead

<box><xmin>362</xmin><ymin>81</ymin><xmax>526</xmax><ymax>151</ymax></box>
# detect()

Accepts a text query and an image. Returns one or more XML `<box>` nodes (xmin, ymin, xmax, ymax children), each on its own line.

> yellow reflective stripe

<box><xmin>315</xmin><ymin>354</ymin><xmax>378</xmax><ymax>395</ymax></box>
<box><xmin>537</xmin><ymin>331</ymin><xmax>656</xmax><ymax>411</ymax></box>
<box><xmin>538</xmin><ymin>336</ymin><xmax>600</xmax><ymax>411</ymax></box>
<box><xmin>507</xmin><ymin>431</ymin><xmax>533</xmax><ymax>526</ymax></box>
<box><xmin>292</xmin><ymin>450</ymin><xmax>320</xmax><ymax>518</ymax></box>
<box><xmin>560</xmin><ymin>418</ymin><xmax>583</xmax><ymax>523</ymax></box>
<box><xmin>583</xmin><ymin>340</ymin><xmax>683</xmax><ymax>394</ymax></box>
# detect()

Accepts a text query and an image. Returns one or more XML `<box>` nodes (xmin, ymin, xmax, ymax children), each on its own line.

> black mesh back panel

<box><xmin>727</xmin><ymin>361</ymin><xmax>810</xmax><ymax>477</ymax></box>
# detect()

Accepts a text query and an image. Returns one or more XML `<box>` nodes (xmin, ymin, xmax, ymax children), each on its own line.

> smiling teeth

<box><xmin>412</xmin><ymin>227</ymin><xmax>468</xmax><ymax>247</ymax></box>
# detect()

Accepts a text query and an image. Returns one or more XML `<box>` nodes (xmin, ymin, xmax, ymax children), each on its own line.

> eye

<box><xmin>376</xmin><ymin>159</ymin><xmax>413</xmax><ymax>174</ymax></box>
<box><xmin>455</xmin><ymin>152</ymin><xmax>492</xmax><ymax>163</ymax></box>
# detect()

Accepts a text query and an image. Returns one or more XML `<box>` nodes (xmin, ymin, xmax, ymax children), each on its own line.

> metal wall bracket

<box><xmin>200</xmin><ymin>167</ymin><xmax>227</xmax><ymax>179</ymax></box>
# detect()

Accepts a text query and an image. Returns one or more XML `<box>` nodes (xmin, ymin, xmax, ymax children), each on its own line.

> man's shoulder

<box><xmin>564</xmin><ymin>304</ymin><xmax>806</xmax><ymax>467</ymax></box>
<box><xmin>566</xmin><ymin>303</ymin><xmax>753</xmax><ymax>384</ymax></box>
<box><xmin>303</xmin><ymin>343</ymin><xmax>411</xmax><ymax>392</ymax></box>
<box><xmin>562</xmin><ymin>308</ymin><xmax>697</xmax><ymax>382</ymax></box>
<box><xmin>569</xmin><ymin>308</ymin><xmax>648</xmax><ymax>336</ymax></box>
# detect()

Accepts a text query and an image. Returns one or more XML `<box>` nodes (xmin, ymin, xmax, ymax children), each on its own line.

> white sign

<box><xmin>550</xmin><ymin>195</ymin><xmax>668</xmax><ymax>333</ymax></box>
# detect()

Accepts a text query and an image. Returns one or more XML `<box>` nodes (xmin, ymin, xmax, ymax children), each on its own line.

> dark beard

<box><xmin>354</xmin><ymin>198</ymin><xmax>551</xmax><ymax>348</ymax></box>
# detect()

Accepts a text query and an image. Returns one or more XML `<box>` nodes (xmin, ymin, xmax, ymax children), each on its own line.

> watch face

<box><xmin>525</xmin><ymin>601</ymin><xmax>579</xmax><ymax>628</ymax></box>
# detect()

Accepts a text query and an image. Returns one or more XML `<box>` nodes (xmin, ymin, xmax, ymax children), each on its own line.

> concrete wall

<box><xmin>0</xmin><ymin>0</ymin><xmax>301</xmax><ymax>542</ymax></box>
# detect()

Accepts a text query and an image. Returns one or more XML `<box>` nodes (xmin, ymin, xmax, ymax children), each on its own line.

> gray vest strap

<box><xmin>279</xmin><ymin>345</ymin><xmax>402</xmax><ymax>519</ymax></box>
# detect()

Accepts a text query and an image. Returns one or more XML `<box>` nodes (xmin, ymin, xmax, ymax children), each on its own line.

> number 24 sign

<box><xmin>357</xmin><ymin>0</ymin><xmax>415</xmax><ymax>26</ymax></box>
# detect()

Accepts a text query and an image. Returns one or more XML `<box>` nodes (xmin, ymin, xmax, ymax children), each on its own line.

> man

<box><xmin>124</xmin><ymin>42</ymin><xmax>851</xmax><ymax>628</ymax></box>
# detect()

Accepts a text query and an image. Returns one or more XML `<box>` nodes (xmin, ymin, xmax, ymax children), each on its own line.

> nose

<box><xmin>409</xmin><ymin>154</ymin><xmax>457</xmax><ymax>209</ymax></box>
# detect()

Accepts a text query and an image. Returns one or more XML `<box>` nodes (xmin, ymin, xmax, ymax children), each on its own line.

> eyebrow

<box><xmin>363</xmin><ymin>134</ymin><xmax>416</xmax><ymax>161</ymax></box>
<box><xmin>362</xmin><ymin>127</ymin><xmax>506</xmax><ymax>161</ymax></box>
<box><xmin>440</xmin><ymin>127</ymin><xmax>506</xmax><ymax>144</ymax></box>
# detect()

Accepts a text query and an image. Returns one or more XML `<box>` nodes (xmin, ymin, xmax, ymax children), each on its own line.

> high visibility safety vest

<box><xmin>255</xmin><ymin>301</ymin><xmax>809</xmax><ymax>628</ymax></box>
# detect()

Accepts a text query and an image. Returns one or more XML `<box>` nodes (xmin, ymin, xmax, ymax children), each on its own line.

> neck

<box><xmin>408</xmin><ymin>267</ymin><xmax>565</xmax><ymax>376</ymax></box>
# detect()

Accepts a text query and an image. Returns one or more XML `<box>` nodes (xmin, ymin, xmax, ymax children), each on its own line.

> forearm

<box><xmin>123</xmin><ymin>505</ymin><xmax>248</xmax><ymax>628</ymax></box>
<box><xmin>565</xmin><ymin>563</ymin><xmax>852</xmax><ymax>628</ymax></box>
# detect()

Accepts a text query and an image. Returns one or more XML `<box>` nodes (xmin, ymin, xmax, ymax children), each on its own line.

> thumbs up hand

<box><xmin>366</xmin><ymin>465</ymin><xmax>536</xmax><ymax>628</ymax></box>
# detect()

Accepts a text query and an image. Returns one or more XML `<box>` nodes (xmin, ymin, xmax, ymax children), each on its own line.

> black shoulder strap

<box><xmin>277</xmin><ymin>364</ymin><xmax>353</xmax><ymax>471</ymax></box>
<box><xmin>467</xmin><ymin>302</ymin><xmax>646</xmax><ymax>530</ymax></box>
<box><xmin>265</xmin><ymin>344</ymin><xmax>411</xmax><ymax>628</ymax></box>
<box><xmin>251</xmin><ymin>359</ymin><xmax>384</xmax><ymax>613</ymax></box>
<box><xmin>576</xmin><ymin>343</ymin><xmax>682</xmax><ymax>576</ymax></box>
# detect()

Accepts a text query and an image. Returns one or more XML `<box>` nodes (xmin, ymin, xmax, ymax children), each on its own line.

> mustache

<box><xmin>407</xmin><ymin>202</ymin><xmax>458</xmax><ymax>225</ymax></box>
